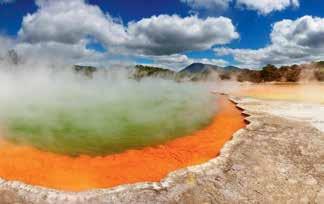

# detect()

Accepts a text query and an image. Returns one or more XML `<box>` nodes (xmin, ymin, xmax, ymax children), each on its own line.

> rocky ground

<box><xmin>0</xmin><ymin>96</ymin><xmax>323</xmax><ymax>204</ymax></box>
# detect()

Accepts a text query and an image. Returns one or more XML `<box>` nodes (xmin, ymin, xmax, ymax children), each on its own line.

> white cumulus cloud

<box><xmin>125</xmin><ymin>15</ymin><xmax>238</xmax><ymax>55</ymax></box>
<box><xmin>180</xmin><ymin>0</ymin><xmax>299</xmax><ymax>15</ymax></box>
<box><xmin>18</xmin><ymin>0</ymin><xmax>238</xmax><ymax>57</ymax></box>
<box><xmin>215</xmin><ymin>16</ymin><xmax>324</xmax><ymax>68</ymax></box>
<box><xmin>236</xmin><ymin>0</ymin><xmax>299</xmax><ymax>15</ymax></box>
<box><xmin>19</xmin><ymin>0</ymin><xmax>127</xmax><ymax>46</ymax></box>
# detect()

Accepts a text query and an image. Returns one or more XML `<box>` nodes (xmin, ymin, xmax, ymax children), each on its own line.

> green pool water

<box><xmin>0</xmin><ymin>76</ymin><xmax>216</xmax><ymax>156</ymax></box>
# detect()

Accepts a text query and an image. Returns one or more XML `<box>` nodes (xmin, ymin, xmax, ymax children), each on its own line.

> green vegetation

<box><xmin>133</xmin><ymin>65</ymin><xmax>176</xmax><ymax>79</ymax></box>
<box><xmin>74</xmin><ymin>61</ymin><xmax>324</xmax><ymax>84</ymax></box>
<box><xmin>314</xmin><ymin>68</ymin><xmax>324</xmax><ymax>81</ymax></box>
<box><xmin>237</xmin><ymin>64</ymin><xmax>301</xmax><ymax>83</ymax></box>
<box><xmin>237</xmin><ymin>69</ymin><xmax>262</xmax><ymax>83</ymax></box>
<box><xmin>313</xmin><ymin>61</ymin><xmax>324</xmax><ymax>81</ymax></box>
<box><xmin>316</xmin><ymin>61</ymin><xmax>324</xmax><ymax>67</ymax></box>
<box><xmin>74</xmin><ymin>65</ymin><xmax>97</xmax><ymax>77</ymax></box>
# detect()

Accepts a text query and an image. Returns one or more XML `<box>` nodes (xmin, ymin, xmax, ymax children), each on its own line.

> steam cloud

<box><xmin>0</xmin><ymin>60</ymin><xmax>217</xmax><ymax>156</ymax></box>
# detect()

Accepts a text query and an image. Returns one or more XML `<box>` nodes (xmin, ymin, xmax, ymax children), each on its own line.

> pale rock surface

<box><xmin>238</xmin><ymin>97</ymin><xmax>324</xmax><ymax>132</ymax></box>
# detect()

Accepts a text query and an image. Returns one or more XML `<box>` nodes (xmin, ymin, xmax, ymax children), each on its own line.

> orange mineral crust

<box><xmin>0</xmin><ymin>96</ymin><xmax>245</xmax><ymax>191</ymax></box>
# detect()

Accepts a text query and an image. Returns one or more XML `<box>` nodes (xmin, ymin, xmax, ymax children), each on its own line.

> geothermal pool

<box><xmin>0</xmin><ymin>78</ymin><xmax>216</xmax><ymax>156</ymax></box>
<box><xmin>0</xmin><ymin>71</ymin><xmax>245</xmax><ymax>191</ymax></box>
<box><xmin>0</xmin><ymin>96</ymin><xmax>244</xmax><ymax>191</ymax></box>
<box><xmin>2</xmin><ymin>79</ymin><xmax>322</xmax><ymax>191</ymax></box>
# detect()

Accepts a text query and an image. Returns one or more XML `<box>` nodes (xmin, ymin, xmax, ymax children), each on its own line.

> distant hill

<box><xmin>178</xmin><ymin>63</ymin><xmax>240</xmax><ymax>81</ymax></box>
<box><xmin>224</xmin><ymin>65</ymin><xmax>241</xmax><ymax>71</ymax></box>
<box><xmin>73</xmin><ymin>61</ymin><xmax>324</xmax><ymax>83</ymax></box>
<box><xmin>180</xmin><ymin>63</ymin><xmax>240</xmax><ymax>73</ymax></box>
<box><xmin>180</xmin><ymin>62</ymin><xmax>324</xmax><ymax>82</ymax></box>
<box><xmin>180</xmin><ymin>63</ymin><xmax>220</xmax><ymax>73</ymax></box>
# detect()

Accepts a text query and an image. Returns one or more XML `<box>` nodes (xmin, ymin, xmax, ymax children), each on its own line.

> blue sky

<box><xmin>0</xmin><ymin>0</ymin><xmax>323</xmax><ymax>70</ymax></box>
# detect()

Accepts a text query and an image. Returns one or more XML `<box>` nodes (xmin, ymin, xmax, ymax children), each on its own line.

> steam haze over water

<box><xmin>0</xmin><ymin>64</ymin><xmax>217</xmax><ymax>156</ymax></box>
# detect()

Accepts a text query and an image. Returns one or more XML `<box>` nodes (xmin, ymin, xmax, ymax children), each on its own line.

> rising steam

<box><xmin>0</xmin><ymin>61</ymin><xmax>217</xmax><ymax>156</ymax></box>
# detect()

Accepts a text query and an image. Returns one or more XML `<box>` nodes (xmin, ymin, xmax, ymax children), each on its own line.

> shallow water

<box><xmin>238</xmin><ymin>83</ymin><xmax>324</xmax><ymax>103</ymax></box>
<box><xmin>237</xmin><ymin>83</ymin><xmax>324</xmax><ymax>132</ymax></box>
